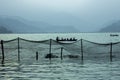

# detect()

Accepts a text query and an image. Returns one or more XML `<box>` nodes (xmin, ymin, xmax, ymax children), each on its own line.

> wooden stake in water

<box><xmin>1</xmin><ymin>40</ymin><xmax>4</xmax><ymax>61</ymax></box>
<box><xmin>49</xmin><ymin>39</ymin><xmax>52</xmax><ymax>61</ymax></box>
<box><xmin>110</xmin><ymin>42</ymin><xmax>113</xmax><ymax>62</ymax></box>
<box><xmin>61</xmin><ymin>47</ymin><xmax>63</xmax><ymax>60</ymax></box>
<box><xmin>81</xmin><ymin>39</ymin><xmax>84</xmax><ymax>63</ymax></box>
<box><xmin>36</xmin><ymin>51</ymin><xmax>38</xmax><ymax>60</ymax></box>
<box><xmin>18</xmin><ymin>37</ymin><xmax>20</xmax><ymax>61</ymax></box>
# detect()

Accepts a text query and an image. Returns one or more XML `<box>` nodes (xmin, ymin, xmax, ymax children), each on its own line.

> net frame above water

<box><xmin>0</xmin><ymin>37</ymin><xmax>120</xmax><ymax>62</ymax></box>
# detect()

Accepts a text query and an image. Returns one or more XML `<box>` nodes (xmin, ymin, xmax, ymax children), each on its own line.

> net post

<box><xmin>36</xmin><ymin>51</ymin><xmax>38</xmax><ymax>60</ymax></box>
<box><xmin>49</xmin><ymin>39</ymin><xmax>52</xmax><ymax>61</ymax></box>
<box><xmin>1</xmin><ymin>40</ymin><xmax>5</xmax><ymax>62</ymax></box>
<box><xmin>18</xmin><ymin>37</ymin><xmax>20</xmax><ymax>61</ymax></box>
<box><xmin>61</xmin><ymin>47</ymin><xmax>63</xmax><ymax>60</ymax></box>
<box><xmin>110</xmin><ymin>42</ymin><xmax>113</xmax><ymax>62</ymax></box>
<box><xmin>81</xmin><ymin>39</ymin><xmax>84</xmax><ymax>63</ymax></box>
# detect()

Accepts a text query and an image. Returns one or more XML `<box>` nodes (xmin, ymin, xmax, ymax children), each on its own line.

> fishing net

<box><xmin>82</xmin><ymin>39</ymin><xmax>110</xmax><ymax>62</ymax></box>
<box><xmin>0</xmin><ymin>42</ymin><xmax>2</xmax><ymax>60</ymax></box>
<box><xmin>57</xmin><ymin>40</ymin><xmax>81</xmax><ymax>59</ymax></box>
<box><xmin>112</xmin><ymin>42</ymin><xmax>120</xmax><ymax>61</ymax></box>
<box><xmin>1</xmin><ymin>38</ymin><xmax>18</xmax><ymax>62</ymax></box>
<box><xmin>0</xmin><ymin>37</ymin><xmax>120</xmax><ymax>62</ymax></box>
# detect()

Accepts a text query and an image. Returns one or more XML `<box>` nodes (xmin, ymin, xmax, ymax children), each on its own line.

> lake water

<box><xmin>0</xmin><ymin>33</ymin><xmax>120</xmax><ymax>43</ymax></box>
<box><xmin>0</xmin><ymin>33</ymin><xmax>120</xmax><ymax>80</ymax></box>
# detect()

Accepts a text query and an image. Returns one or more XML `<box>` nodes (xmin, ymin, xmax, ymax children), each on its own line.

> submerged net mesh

<box><xmin>0</xmin><ymin>42</ymin><xmax>1</xmax><ymax>59</ymax></box>
<box><xmin>57</xmin><ymin>40</ymin><xmax>81</xmax><ymax>58</ymax></box>
<box><xmin>2</xmin><ymin>38</ymin><xmax>18</xmax><ymax>61</ymax></box>
<box><xmin>0</xmin><ymin>37</ymin><xmax>120</xmax><ymax>62</ymax></box>
<box><xmin>19</xmin><ymin>38</ymin><xmax>50</xmax><ymax>61</ymax></box>
<box><xmin>112</xmin><ymin>42</ymin><xmax>120</xmax><ymax>61</ymax></box>
<box><xmin>82</xmin><ymin>39</ymin><xmax>110</xmax><ymax>61</ymax></box>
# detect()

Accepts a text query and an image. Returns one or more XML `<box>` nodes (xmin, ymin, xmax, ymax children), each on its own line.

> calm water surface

<box><xmin>0</xmin><ymin>33</ymin><xmax>120</xmax><ymax>43</ymax></box>
<box><xmin>0</xmin><ymin>59</ymin><xmax>120</xmax><ymax>80</ymax></box>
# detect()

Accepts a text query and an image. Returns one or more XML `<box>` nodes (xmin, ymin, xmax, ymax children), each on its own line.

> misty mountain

<box><xmin>0</xmin><ymin>26</ymin><xmax>12</xmax><ymax>33</ymax></box>
<box><xmin>0</xmin><ymin>16</ymin><xmax>79</xmax><ymax>33</ymax></box>
<box><xmin>100</xmin><ymin>20</ymin><xmax>120</xmax><ymax>32</ymax></box>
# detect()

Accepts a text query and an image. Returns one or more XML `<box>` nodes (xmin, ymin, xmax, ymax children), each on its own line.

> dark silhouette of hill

<box><xmin>0</xmin><ymin>16</ymin><xmax>79</xmax><ymax>33</ymax></box>
<box><xmin>0</xmin><ymin>26</ymin><xmax>12</xmax><ymax>33</ymax></box>
<box><xmin>100</xmin><ymin>20</ymin><xmax>120</xmax><ymax>32</ymax></box>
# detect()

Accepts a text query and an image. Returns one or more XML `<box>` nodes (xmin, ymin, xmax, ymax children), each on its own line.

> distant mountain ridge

<box><xmin>100</xmin><ymin>20</ymin><xmax>120</xmax><ymax>32</ymax></box>
<box><xmin>0</xmin><ymin>16</ymin><xmax>79</xmax><ymax>33</ymax></box>
<box><xmin>0</xmin><ymin>26</ymin><xmax>12</xmax><ymax>33</ymax></box>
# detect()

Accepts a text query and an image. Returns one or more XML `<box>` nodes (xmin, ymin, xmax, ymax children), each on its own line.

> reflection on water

<box><xmin>0</xmin><ymin>59</ymin><xmax>120</xmax><ymax>80</ymax></box>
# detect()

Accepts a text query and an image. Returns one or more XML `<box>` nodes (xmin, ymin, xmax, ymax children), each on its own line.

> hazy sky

<box><xmin>0</xmin><ymin>0</ymin><xmax>120</xmax><ymax>32</ymax></box>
